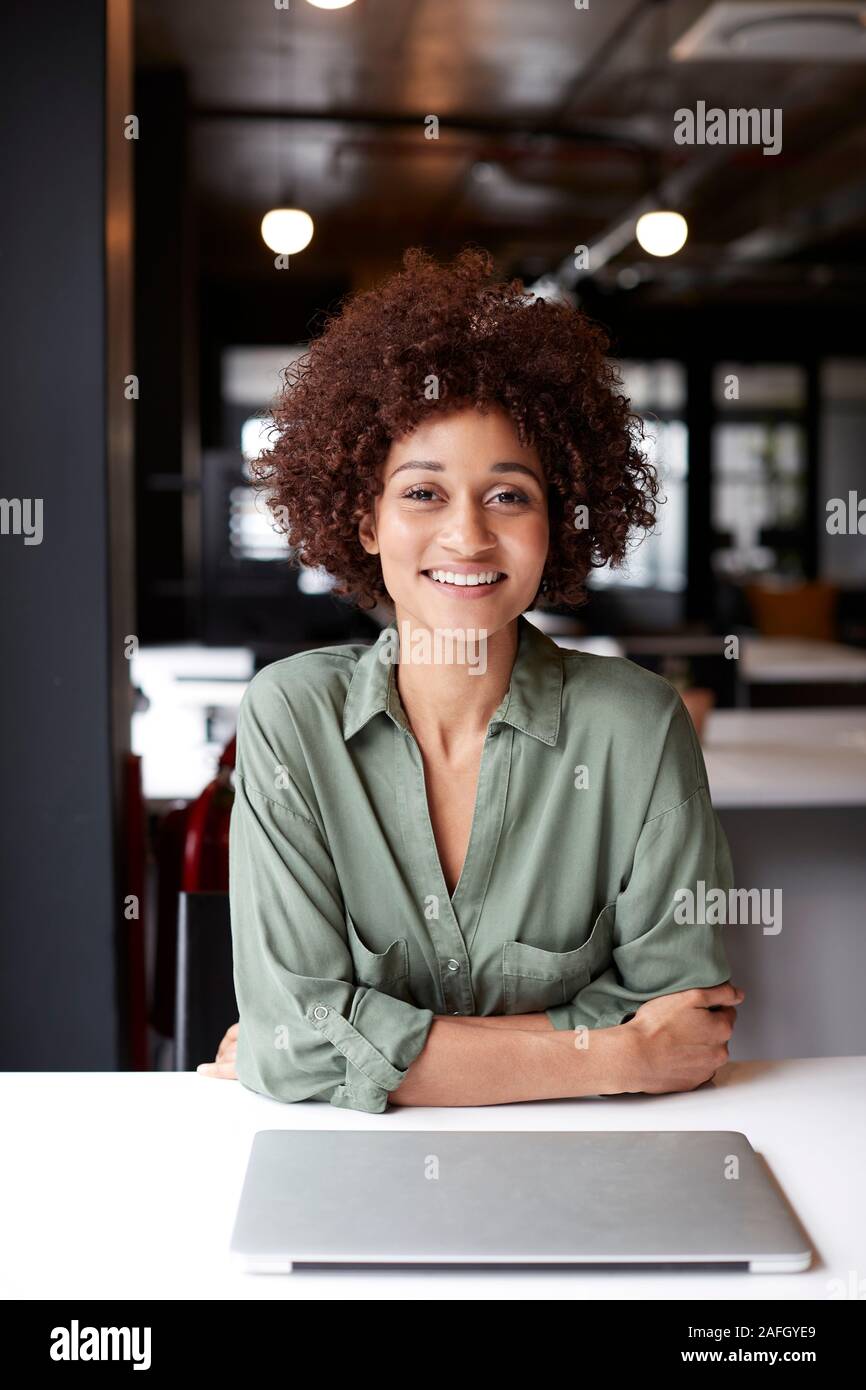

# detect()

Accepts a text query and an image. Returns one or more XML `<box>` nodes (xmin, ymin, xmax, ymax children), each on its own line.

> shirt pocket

<box><xmin>345</xmin><ymin>910</ymin><xmax>415</xmax><ymax>1005</ymax></box>
<box><xmin>501</xmin><ymin>903</ymin><xmax>615</xmax><ymax>1013</ymax></box>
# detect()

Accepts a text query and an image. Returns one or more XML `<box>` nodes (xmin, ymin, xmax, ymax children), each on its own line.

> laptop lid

<box><xmin>230</xmin><ymin>1129</ymin><xmax>812</xmax><ymax>1273</ymax></box>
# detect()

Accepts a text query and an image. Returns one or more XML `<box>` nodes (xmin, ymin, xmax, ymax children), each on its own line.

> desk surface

<box><xmin>704</xmin><ymin>708</ymin><xmax>866</xmax><ymax>808</ymax></box>
<box><xmin>1</xmin><ymin>1059</ymin><xmax>863</xmax><ymax>1301</ymax></box>
<box><xmin>741</xmin><ymin>638</ymin><xmax>866</xmax><ymax>683</ymax></box>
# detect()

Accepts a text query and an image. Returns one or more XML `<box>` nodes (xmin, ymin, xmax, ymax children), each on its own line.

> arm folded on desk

<box><xmin>547</xmin><ymin>703</ymin><xmax>734</xmax><ymax>1033</ymax></box>
<box><xmin>229</xmin><ymin>772</ymin><xmax>434</xmax><ymax>1114</ymax></box>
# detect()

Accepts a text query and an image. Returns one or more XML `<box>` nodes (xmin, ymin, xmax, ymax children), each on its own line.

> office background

<box><xmin>1</xmin><ymin>0</ymin><xmax>865</xmax><ymax>1072</ymax></box>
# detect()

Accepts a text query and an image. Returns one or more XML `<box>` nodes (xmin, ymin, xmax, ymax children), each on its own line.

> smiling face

<box><xmin>358</xmin><ymin>404</ymin><xmax>549</xmax><ymax>634</ymax></box>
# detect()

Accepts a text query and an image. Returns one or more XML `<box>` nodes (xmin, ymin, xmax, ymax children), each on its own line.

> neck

<box><xmin>390</xmin><ymin>612</ymin><xmax>520</xmax><ymax>756</ymax></box>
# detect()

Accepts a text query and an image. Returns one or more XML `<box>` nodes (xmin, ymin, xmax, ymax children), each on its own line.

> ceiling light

<box><xmin>635</xmin><ymin>211</ymin><xmax>688</xmax><ymax>257</ymax></box>
<box><xmin>671</xmin><ymin>3</ymin><xmax>866</xmax><ymax>61</ymax></box>
<box><xmin>305</xmin><ymin>0</ymin><xmax>357</xmax><ymax>9</ymax></box>
<box><xmin>261</xmin><ymin>208</ymin><xmax>314</xmax><ymax>256</ymax></box>
<box><xmin>617</xmin><ymin>267</ymin><xmax>642</xmax><ymax>290</ymax></box>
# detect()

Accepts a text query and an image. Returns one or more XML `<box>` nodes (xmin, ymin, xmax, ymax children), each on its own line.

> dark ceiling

<box><xmin>135</xmin><ymin>0</ymin><xmax>866</xmax><ymax>304</ymax></box>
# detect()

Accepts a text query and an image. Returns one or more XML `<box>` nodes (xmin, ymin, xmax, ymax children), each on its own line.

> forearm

<box><xmin>440</xmin><ymin>1012</ymin><xmax>555</xmax><ymax>1031</ymax></box>
<box><xmin>388</xmin><ymin>1016</ymin><xmax>631</xmax><ymax>1107</ymax></box>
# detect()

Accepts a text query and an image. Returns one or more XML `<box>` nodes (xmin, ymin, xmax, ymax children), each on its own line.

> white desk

<box><xmin>740</xmin><ymin>638</ymin><xmax>866</xmax><ymax>684</ymax></box>
<box><xmin>704</xmin><ymin>708</ymin><xmax>866</xmax><ymax>808</ymax></box>
<box><xmin>1</xmin><ymin>1061</ymin><xmax>863</xmax><ymax>1300</ymax></box>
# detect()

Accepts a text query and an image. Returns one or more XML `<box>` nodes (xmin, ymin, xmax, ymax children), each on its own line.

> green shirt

<box><xmin>229</xmin><ymin>614</ymin><xmax>733</xmax><ymax>1114</ymax></box>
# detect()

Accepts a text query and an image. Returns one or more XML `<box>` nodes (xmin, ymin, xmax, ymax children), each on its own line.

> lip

<box><xmin>421</xmin><ymin>568</ymin><xmax>507</xmax><ymax>600</ymax></box>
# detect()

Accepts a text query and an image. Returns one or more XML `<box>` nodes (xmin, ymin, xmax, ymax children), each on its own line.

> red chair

<box><xmin>151</xmin><ymin>737</ymin><xmax>237</xmax><ymax>1042</ymax></box>
<box><xmin>182</xmin><ymin>736</ymin><xmax>236</xmax><ymax>892</ymax></box>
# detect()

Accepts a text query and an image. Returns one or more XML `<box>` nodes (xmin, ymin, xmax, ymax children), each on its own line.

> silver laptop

<box><xmin>230</xmin><ymin>1129</ymin><xmax>812</xmax><ymax>1273</ymax></box>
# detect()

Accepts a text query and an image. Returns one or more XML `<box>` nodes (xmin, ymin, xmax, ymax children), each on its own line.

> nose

<box><xmin>437</xmin><ymin>496</ymin><xmax>497</xmax><ymax>557</ymax></box>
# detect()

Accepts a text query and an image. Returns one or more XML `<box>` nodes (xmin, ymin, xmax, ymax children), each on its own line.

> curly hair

<box><xmin>252</xmin><ymin>246</ymin><xmax>659</xmax><ymax>610</ymax></box>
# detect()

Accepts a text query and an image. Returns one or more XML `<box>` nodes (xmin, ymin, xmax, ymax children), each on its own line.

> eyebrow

<box><xmin>387</xmin><ymin>459</ymin><xmax>543</xmax><ymax>484</ymax></box>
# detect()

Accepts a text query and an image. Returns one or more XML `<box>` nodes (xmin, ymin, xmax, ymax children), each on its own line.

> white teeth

<box><xmin>426</xmin><ymin>569</ymin><xmax>502</xmax><ymax>587</ymax></box>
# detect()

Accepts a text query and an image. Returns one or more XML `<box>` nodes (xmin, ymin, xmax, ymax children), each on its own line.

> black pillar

<box><xmin>0</xmin><ymin>1</ymin><xmax>135</xmax><ymax>1068</ymax></box>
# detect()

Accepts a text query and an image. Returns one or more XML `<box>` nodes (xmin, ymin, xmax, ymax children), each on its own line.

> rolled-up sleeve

<box><xmin>229</xmin><ymin>689</ymin><xmax>434</xmax><ymax>1114</ymax></box>
<box><xmin>547</xmin><ymin>699</ymin><xmax>734</xmax><ymax>1032</ymax></box>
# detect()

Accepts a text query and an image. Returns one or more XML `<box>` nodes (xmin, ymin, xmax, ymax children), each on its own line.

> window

<box><xmin>219</xmin><ymin>345</ymin><xmax>334</xmax><ymax>591</ymax></box>
<box><xmin>590</xmin><ymin>359</ymin><xmax>688</xmax><ymax>592</ymax></box>
<box><xmin>710</xmin><ymin>363</ymin><xmax>807</xmax><ymax>579</ymax></box>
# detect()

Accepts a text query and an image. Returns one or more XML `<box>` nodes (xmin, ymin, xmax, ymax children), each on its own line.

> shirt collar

<box><xmin>342</xmin><ymin>613</ymin><xmax>563</xmax><ymax>746</ymax></box>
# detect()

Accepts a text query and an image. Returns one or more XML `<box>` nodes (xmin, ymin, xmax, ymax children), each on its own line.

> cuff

<box><xmin>545</xmin><ymin>1001</ymin><xmax>637</xmax><ymax>1031</ymax></box>
<box><xmin>307</xmin><ymin>987</ymin><xmax>435</xmax><ymax>1114</ymax></box>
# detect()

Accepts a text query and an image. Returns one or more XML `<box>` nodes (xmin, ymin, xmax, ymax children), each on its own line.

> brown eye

<box><xmin>490</xmin><ymin>489</ymin><xmax>529</xmax><ymax>505</ymax></box>
<box><xmin>403</xmin><ymin>486</ymin><xmax>439</xmax><ymax>502</ymax></box>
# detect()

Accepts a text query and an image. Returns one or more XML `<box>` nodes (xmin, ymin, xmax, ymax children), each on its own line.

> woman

<box><xmin>198</xmin><ymin>247</ymin><xmax>744</xmax><ymax>1110</ymax></box>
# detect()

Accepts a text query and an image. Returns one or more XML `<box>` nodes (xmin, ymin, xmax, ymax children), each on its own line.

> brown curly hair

<box><xmin>252</xmin><ymin>246</ymin><xmax>659</xmax><ymax>610</ymax></box>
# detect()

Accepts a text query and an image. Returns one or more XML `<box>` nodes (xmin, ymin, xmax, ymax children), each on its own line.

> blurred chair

<box><xmin>182</xmin><ymin>735</ymin><xmax>236</xmax><ymax>892</ymax></box>
<box><xmin>174</xmin><ymin>891</ymin><xmax>236</xmax><ymax>1071</ymax></box>
<box><xmin>151</xmin><ymin>736</ymin><xmax>236</xmax><ymax>1042</ymax></box>
<box><xmin>744</xmin><ymin>580</ymin><xmax>839</xmax><ymax>641</ymax></box>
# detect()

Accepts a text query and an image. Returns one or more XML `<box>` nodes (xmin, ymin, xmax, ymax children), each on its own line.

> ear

<box><xmin>358</xmin><ymin>510</ymin><xmax>379</xmax><ymax>556</ymax></box>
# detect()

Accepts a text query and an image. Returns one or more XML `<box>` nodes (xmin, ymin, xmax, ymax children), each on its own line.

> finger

<box><xmin>196</xmin><ymin>1061</ymin><xmax>237</xmax><ymax>1079</ymax></box>
<box><xmin>706</xmin><ymin>984</ymin><xmax>745</xmax><ymax>1006</ymax></box>
<box><xmin>227</xmin><ymin>1022</ymin><xmax>239</xmax><ymax>1039</ymax></box>
<box><xmin>698</xmin><ymin>982</ymin><xmax>744</xmax><ymax>1008</ymax></box>
<box><xmin>216</xmin><ymin>1044</ymin><xmax>237</xmax><ymax>1063</ymax></box>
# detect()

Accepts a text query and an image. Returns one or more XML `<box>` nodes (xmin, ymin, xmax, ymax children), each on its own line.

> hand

<box><xmin>196</xmin><ymin>1020</ymin><xmax>239</xmax><ymax>1079</ymax></box>
<box><xmin>619</xmin><ymin>981</ymin><xmax>745</xmax><ymax>1095</ymax></box>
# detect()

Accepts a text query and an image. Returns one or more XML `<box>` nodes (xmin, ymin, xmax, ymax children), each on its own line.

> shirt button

<box><xmin>311</xmin><ymin>1005</ymin><xmax>329</xmax><ymax>1020</ymax></box>
<box><xmin>446</xmin><ymin>959</ymin><xmax>460</xmax><ymax>972</ymax></box>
